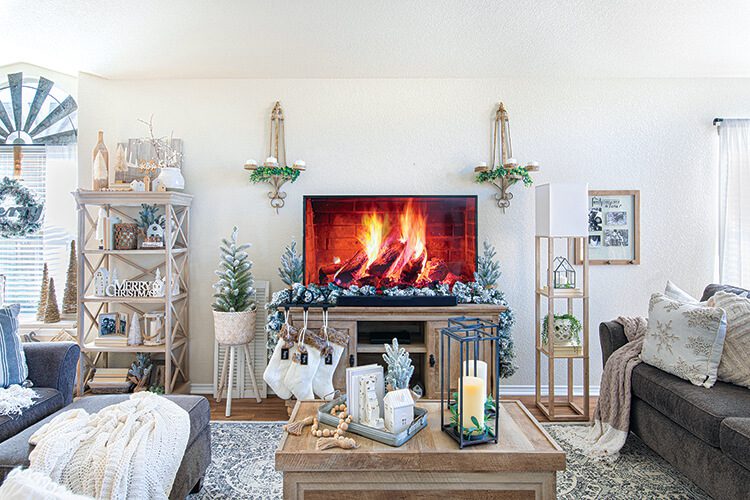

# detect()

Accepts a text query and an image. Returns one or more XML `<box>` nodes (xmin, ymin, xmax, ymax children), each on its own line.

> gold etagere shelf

<box><xmin>534</xmin><ymin>236</ymin><xmax>590</xmax><ymax>421</ymax></box>
<box><xmin>73</xmin><ymin>190</ymin><xmax>192</xmax><ymax>395</ymax></box>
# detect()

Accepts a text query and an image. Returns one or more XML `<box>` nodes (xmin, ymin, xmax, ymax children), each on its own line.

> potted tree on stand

<box><xmin>212</xmin><ymin>227</ymin><xmax>262</xmax><ymax>416</ymax></box>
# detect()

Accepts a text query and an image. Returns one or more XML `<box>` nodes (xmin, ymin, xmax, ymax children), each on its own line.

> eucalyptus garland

<box><xmin>475</xmin><ymin>166</ymin><xmax>533</xmax><ymax>187</ymax></box>
<box><xmin>265</xmin><ymin>280</ymin><xmax>517</xmax><ymax>378</ymax></box>
<box><xmin>249</xmin><ymin>166</ymin><xmax>301</xmax><ymax>184</ymax></box>
<box><xmin>0</xmin><ymin>177</ymin><xmax>43</xmax><ymax>238</ymax></box>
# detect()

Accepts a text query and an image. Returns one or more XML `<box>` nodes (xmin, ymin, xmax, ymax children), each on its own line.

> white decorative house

<box><xmin>93</xmin><ymin>267</ymin><xmax>109</xmax><ymax>297</ymax></box>
<box><xmin>383</xmin><ymin>388</ymin><xmax>414</xmax><ymax>434</ymax></box>
<box><xmin>358</xmin><ymin>373</ymin><xmax>384</xmax><ymax>429</ymax></box>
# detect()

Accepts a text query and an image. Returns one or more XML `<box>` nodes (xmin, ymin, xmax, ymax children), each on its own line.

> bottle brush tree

<box><xmin>36</xmin><ymin>262</ymin><xmax>49</xmax><ymax>321</ymax></box>
<box><xmin>212</xmin><ymin>227</ymin><xmax>256</xmax><ymax>313</ymax></box>
<box><xmin>474</xmin><ymin>241</ymin><xmax>502</xmax><ymax>289</ymax></box>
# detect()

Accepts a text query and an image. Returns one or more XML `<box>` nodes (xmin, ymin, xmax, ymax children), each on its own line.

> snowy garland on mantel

<box><xmin>265</xmin><ymin>280</ymin><xmax>518</xmax><ymax>379</ymax></box>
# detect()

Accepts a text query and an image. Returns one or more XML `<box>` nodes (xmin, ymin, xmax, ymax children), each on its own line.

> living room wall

<box><xmin>76</xmin><ymin>74</ymin><xmax>750</xmax><ymax>393</ymax></box>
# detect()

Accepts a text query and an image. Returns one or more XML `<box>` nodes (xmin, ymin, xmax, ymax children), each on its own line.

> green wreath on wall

<box><xmin>0</xmin><ymin>177</ymin><xmax>44</xmax><ymax>238</ymax></box>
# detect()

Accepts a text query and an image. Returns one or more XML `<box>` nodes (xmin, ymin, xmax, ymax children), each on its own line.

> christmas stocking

<box><xmin>313</xmin><ymin>310</ymin><xmax>350</xmax><ymax>400</ymax></box>
<box><xmin>263</xmin><ymin>312</ymin><xmax>298</xmax><ymax>400</ymax></box>
<box><xmin>283</xmin><ymin>311</ymin><xmax>324</xmax><ymax>401</ymax></box>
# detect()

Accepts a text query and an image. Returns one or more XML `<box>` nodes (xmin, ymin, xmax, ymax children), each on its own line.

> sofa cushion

<box><xmin>720</xmin><ymin>418</ymin><xmax>750</xmax><ymax>470</ymax></box>
<box><xmin>0</xmin><ymin>388</ymin><xmax>63</xmax><ymax>443</ymax></box>
<box><xmin>0</xmin><ymin>305</ymin><xmax>28</xmax><ymax>388</ymax></box>
<box><xmin>0</xmin><ymin>394</ymin><xmax>210</xmax><ymax>479</ymax></box>
<box><xmin>700</xmin><ymin>283</ymin><xmax>750</xmax><ymax>302</ymax></box>
<box><xmin>631</xmin><ymin>363</ymin><xmax>750</xmax><ymax>447</ymax></box>
<box><xmin>709</xmin><ymin>292</ymin><xmax>750</xmax><ymax>388</ymax></box>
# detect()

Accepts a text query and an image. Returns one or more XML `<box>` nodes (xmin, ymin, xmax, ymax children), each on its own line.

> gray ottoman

<box><xmin>0</xmin><ymin>394</ymin><xmax>211</xmax><ymax>499</ymax></box>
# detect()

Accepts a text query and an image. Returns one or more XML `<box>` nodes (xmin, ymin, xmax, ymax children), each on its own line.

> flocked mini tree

<box><xmin>474</xmin><ymin>241</ymin><xmax>502</xmax><ymax>289</ymax></box>
<box><xmin>277</xmin><ymin>239</ymin><xmax>303</xmax><ymax>286</ymax></box>
<box><xmin>383</xmin><ymin>338</ymin><xmax>415</xmax><ymax>391</ymax></box>
<box><xmin>212</xmin><ymin>227</ymin><xmax>256</xmax><ymax>313</ymax></box>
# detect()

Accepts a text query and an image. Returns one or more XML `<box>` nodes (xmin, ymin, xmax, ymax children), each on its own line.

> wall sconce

<box><xmin>474</xmin><ymin>102</ymin><xmax>539</xmax><ymax>212</ymax></box>
<box><xmin>245</xmin><ymin>101</ymin><xmax>306</xmax><ymax>213</ymax></box>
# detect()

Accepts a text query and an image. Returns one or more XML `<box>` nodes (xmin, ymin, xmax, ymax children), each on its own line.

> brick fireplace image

<box><xmin>304</xmin><ymin>196</ymin><xmax>477</xmax><ymax>289</ymax></box>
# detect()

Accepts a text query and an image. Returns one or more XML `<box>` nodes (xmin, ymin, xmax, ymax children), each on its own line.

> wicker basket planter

<box><xmin>213</xmin><ymin>309</ymin><xmax>256</xmax><ymax>345</ymax></box>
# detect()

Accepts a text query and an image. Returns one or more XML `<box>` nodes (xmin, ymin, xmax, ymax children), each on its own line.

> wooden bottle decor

<box><xmin>92</xmin><ymin>130</ymin><xmax>109</xmax><ymax>191</ymax></box>
<box><xmin>44</xmin><ymin>277</ymin><xmax>61</xmax><ymax>323</ymax></box>
<box><xmin>36</xmin><ymin>262</ymin><xmax>49</xmax><ymax>321</ymax></box>
<box><xmin>62</xmin><ymin>241</ymin><xmax>77</xmax><ymax>314</ymax></box>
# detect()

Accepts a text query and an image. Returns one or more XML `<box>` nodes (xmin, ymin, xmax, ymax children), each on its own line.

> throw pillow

<box><xmin>641</xmin><ymin>293</ymin><xmax>727</xmax><ymax>388</ymax></box>
<box><xmin>708</xmin><ymin>291</ymin><xmax>750</xmax><ymax>388</ymax></box>
<box><xmin>664</xmin><ymin>280</ymin><xmax>699</xmax><ymax>303</ymax></box>
<box><xmin>0</xmin><ymin>304</ymin><xmax>28</xmax><ymax>388</ymax></box>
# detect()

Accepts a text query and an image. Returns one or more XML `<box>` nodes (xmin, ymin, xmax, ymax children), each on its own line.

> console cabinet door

<box><xmin>426</xmin><ymin>319</ymin><xmax>496</xmax><ymax>400</ymax></box>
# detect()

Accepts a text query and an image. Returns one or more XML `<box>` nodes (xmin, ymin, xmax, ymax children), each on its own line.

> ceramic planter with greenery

<box><xmin>541</xmin><ymin>313</ymin><xmax>582</xmax><ymax>347</ymax></box>
<box><xmin>212</xmin><ymin>227</ymin><xmax>256</xmax><ymax>345</ymax></box>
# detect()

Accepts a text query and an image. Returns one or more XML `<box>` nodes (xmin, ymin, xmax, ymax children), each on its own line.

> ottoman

<box><xmin>0</xmin><ymin>394</ymin><xmax>211</xmax><ymax>499</ymax></box>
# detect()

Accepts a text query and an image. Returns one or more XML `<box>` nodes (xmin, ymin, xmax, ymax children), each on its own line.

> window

<box><xmin>0</xmin><ymin>71</ymin><xmax>77</xmax><ymax>315</ymax></box>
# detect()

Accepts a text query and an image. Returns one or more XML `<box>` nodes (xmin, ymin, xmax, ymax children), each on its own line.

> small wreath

<box><xmin>0</xmin><ymin>177</ymin><xmax>44</xmax><ymax>238</ymax></box>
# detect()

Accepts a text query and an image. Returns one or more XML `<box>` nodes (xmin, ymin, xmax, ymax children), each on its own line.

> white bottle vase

<box><xmin>157</xmin><ymin>167</ymin><xmax>185</xmax><ymax>190</ymax></box>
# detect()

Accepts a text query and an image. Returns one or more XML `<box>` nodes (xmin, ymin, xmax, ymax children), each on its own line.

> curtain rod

<box><xmin>713</xmin><ymin>117</ymin><xmax>750</xmax><ymax>125</ymax></box>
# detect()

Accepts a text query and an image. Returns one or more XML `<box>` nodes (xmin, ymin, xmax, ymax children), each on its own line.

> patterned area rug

<box><xmin>191</xmin><ymin>422</ymin><xmax>710</xmax><ymax>499</ymax></box>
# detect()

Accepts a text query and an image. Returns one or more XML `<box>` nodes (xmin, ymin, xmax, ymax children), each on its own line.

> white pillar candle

<box><xmin>459</xmin><ymin>376</ymin><xmax>486</xmax><ymax>431</ymax></box>
<box><xmin>462</xmin><ymin>359</ymin><xmax>487</xmax><ymax>396</ymax></box>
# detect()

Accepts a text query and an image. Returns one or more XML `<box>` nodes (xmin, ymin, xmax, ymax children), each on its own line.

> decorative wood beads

<box><xmin>311</xmin><ymin>404</ymin><xmax>354</xmax><ymax>443</ymax></box>
<box><xmin>283</xmin><ymin>415</ymin><xmax>314</xmax><ymax>436</ymax></box>
<box><xmin>316</xmin><ymin>436</ymin><xmax>359</xmax><ymax>450</ymax></box>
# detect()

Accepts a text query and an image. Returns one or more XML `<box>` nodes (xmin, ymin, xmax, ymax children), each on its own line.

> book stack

<box><xmin>94</xmin><ymin>335</ymin><xmax>128</xmax><ymax>347</ymax></box>
<box><xmin>88</xmin><ymin>368</ymin><xmax>132</xmax><ymax>394</ymax></box>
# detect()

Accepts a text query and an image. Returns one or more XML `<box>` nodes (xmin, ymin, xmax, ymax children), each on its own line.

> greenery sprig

<box><xmin>0</xmin><ymin>177</ymin><xmax>44</xmax><ymax>238</ymax></box>
<box><xmin>475</xmin><ymin>166</ymin><xmax>533</xmax><ymax>187</ymax></box>
<box><xmin>249</xmin><ymin>166</ymin><xmax>301</xmax><ymax>184</ymax></box>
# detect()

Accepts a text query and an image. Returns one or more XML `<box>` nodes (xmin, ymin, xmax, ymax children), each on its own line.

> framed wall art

<box><xmin>575</xmin><ymin>190</ymin><xmax>640</xmax><ymax>265</ymax></box>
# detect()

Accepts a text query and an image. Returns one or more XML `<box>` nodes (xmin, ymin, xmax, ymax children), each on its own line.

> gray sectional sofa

<box><xmin>0</xmin><ymin>342</ymin><xmax>211</xmax><ymax>499</ymax></box>
<box><xmin>600</xmin><ymin>284</ymin><xmax>750</xmax><ymax>500</ymax></box>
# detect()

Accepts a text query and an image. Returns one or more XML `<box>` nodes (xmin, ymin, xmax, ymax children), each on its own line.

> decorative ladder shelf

<box><xmin>73</xmin><ymin>189</ymin><xmax>192</xmax><ymax>395</ymax></box>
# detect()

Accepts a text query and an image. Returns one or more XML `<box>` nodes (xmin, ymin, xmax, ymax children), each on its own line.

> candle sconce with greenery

<box><xmin>244</xmin><ymin>101</ymin><xmax>306</xmax><ymax>212</ymax></box>
<box><xmin>440</xmin><ymin>317</ymin><xmax>502</xmax><ymax>449</ymax></box>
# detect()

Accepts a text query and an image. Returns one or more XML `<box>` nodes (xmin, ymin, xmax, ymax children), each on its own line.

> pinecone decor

<box><xmin>44</xmin><ymin>278</ymin><xmax>61</xmax><ymax>323</ymax></box>
<box><xmin>62</xmin><ymin>241</ymin><xmax>77</xmax><ymax>314</ymax></box>
<box><xmin>36</xmin><ymin>263</ymin><xmax>49</xmax><ymax>321</ymax></box>
<box><xmin>278</xmin><ymin>239</ymin><xmax>303</xmax><ymax>286</ymax></box>
<box><xmin>474</xmin><ymin>241</ymin><xmax>502</xmax><ymax>289</ymax></box>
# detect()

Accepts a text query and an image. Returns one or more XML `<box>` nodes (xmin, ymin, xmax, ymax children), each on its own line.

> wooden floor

<box><xmin>209</xmin><ymin>395</ymin><xmax>597</xmax><ymax>423</ymax></box>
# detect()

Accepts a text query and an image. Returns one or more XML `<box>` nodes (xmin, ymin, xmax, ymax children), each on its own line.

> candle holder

<box><xmin>440</xmin><ymin>316</ymin><xmax>501</xmax><ymax>448</ymax></box>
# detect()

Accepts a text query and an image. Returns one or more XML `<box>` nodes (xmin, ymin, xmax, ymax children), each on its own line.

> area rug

<box><xmin>191</xmin><ymin>422</ymin><xmax>710</xmax><ymax>499</ymax></box>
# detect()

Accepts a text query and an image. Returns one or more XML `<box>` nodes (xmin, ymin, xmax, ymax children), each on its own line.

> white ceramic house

<box><xmin>383</xmin><ymin>388</ymin><xmax>414</xmax><ymax>434</ymax></box>
<box><xmin>358</xmin><ymin>373</ymin><xmax>384</xmax><ymax>429</ymax></box>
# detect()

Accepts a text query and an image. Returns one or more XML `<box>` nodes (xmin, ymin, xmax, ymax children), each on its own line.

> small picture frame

<box><xmin>98</xmin><ymin>312</ymin><xmax>127</xmax><ymax>336</ymax></box>
<box><xmin>575</xmin><ymin>190</ymin><xmax>640</xmax><ymax>265</ymax></box>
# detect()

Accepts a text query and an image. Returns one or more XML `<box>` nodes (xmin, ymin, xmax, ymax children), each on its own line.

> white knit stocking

<box><xmin>283</xmin><ymin>311</ymin><xmax>323</xmax><ymax>401</ymax></box>
<box><xmin>312</xmin><ymin>310</ymin><xmax>350</xmax><ymax>400</ymax></box>
<box><xmin>262</xmin><ymin>312</ymin><xmax>298</xmax><ymax>400</ymax></box>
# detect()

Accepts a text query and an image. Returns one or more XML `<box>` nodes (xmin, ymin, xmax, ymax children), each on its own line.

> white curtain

<box><xmin>718</xmin><ymin>120</ymin><xmax>750</xmax><ymax>287</ymax></box>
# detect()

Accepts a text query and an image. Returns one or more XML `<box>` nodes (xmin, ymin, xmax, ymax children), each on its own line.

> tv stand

<box><xmin>281</xmin><ymin>304</ymin><xmax>506</xmax><ymax>399</ymax></box>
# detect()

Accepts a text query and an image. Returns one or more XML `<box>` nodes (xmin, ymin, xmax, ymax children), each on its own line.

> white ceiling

<box><xmin>3</xmin><ymin>0</ymin><xmax>750</xmax><ymax>79</ymax></box>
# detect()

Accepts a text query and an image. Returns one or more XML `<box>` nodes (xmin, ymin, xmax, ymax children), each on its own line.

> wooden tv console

<box><xmin>282</xmin><ymin>304</ymin><xmax>507</xmax><ymax>399</ymax></box>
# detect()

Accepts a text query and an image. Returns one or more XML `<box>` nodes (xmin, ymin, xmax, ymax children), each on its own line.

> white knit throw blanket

<box><xmin>0</xmin><ymin>385</ymin><xmax>37</xmax><ymax>417</ymax></box>
<box><xmin>27</xmin><ymin>392</ymin><xmax>190</xmax><ymax>500</ymax></box>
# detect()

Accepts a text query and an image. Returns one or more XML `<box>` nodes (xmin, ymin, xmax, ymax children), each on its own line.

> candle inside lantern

<box><xmin>462</xmin><ymin>359</ymin><xmax>487</xmax><ymax>396</ymax></box>
<box><xmin>459</xmin><ymin>376</ymin><xmax>486</xmax><ymax>431</ymax></box>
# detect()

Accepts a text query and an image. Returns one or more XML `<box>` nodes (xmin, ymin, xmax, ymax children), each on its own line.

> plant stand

<box><xmin>534</xmin><ymin>236</ymin><xmax>590</xmax><ymax>421</ymax></box>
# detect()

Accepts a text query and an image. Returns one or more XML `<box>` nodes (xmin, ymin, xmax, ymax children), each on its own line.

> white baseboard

<box><xmin>191</xmin><ymin>383</ymin><xmax>600</xmax><ymax>397</ymax></box>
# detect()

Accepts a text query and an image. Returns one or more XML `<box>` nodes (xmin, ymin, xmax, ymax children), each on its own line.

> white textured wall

<box><xmin>77</xmin><ymin>75</ymin><xmax>750</xmax><ymax>392</ymax></box>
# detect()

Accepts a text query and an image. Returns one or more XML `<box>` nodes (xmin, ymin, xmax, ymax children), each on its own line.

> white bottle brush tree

<box><xmin>474</xmin><ymin>241</ymin><xmax>502</xmax><ymax>288</ymax></box>
<box><xmin>212</xmin><ymin>227</ymin><xmax>256</xmax><ymax>313</ymax></box>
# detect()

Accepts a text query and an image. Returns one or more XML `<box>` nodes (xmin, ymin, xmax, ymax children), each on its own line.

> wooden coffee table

<box><xmin>276</xmin><ymin>400</ymin><xmax>565</xmax><ymax>499</ymax></box>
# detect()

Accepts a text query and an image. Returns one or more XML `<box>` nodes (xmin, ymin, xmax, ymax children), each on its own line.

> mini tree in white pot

<box><xmin>212</xmin><ymin>227</ymin><xmax>256</xmax><ymax>345</ymax></box>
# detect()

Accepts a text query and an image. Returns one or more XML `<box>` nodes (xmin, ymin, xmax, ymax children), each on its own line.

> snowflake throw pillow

<box><xmin>641</xmin><ymin>293</ymin><xmax>727</xmax><ymax>388</ymax></box>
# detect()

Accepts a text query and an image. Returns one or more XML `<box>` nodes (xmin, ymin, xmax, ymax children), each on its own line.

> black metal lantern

<box><xmin>440</xmin><ymin>317</ymin><xmax>501</xmax><ymax>448</ymax></box>
<box><xmin>553</xmin><ymin>256</ymin><xmax>576</xmax><ymax>289</ymax></box>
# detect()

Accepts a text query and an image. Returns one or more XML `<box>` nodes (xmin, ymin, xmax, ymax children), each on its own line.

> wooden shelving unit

<box><xmin>534</xmin><ymin>236</ymin><xmax>590</xmax><ymax>421</ymax></box>
<box><xmin>73</xmin><ymin>190</ymin><xmax>192</xmax><ymax>395</ymax></box>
